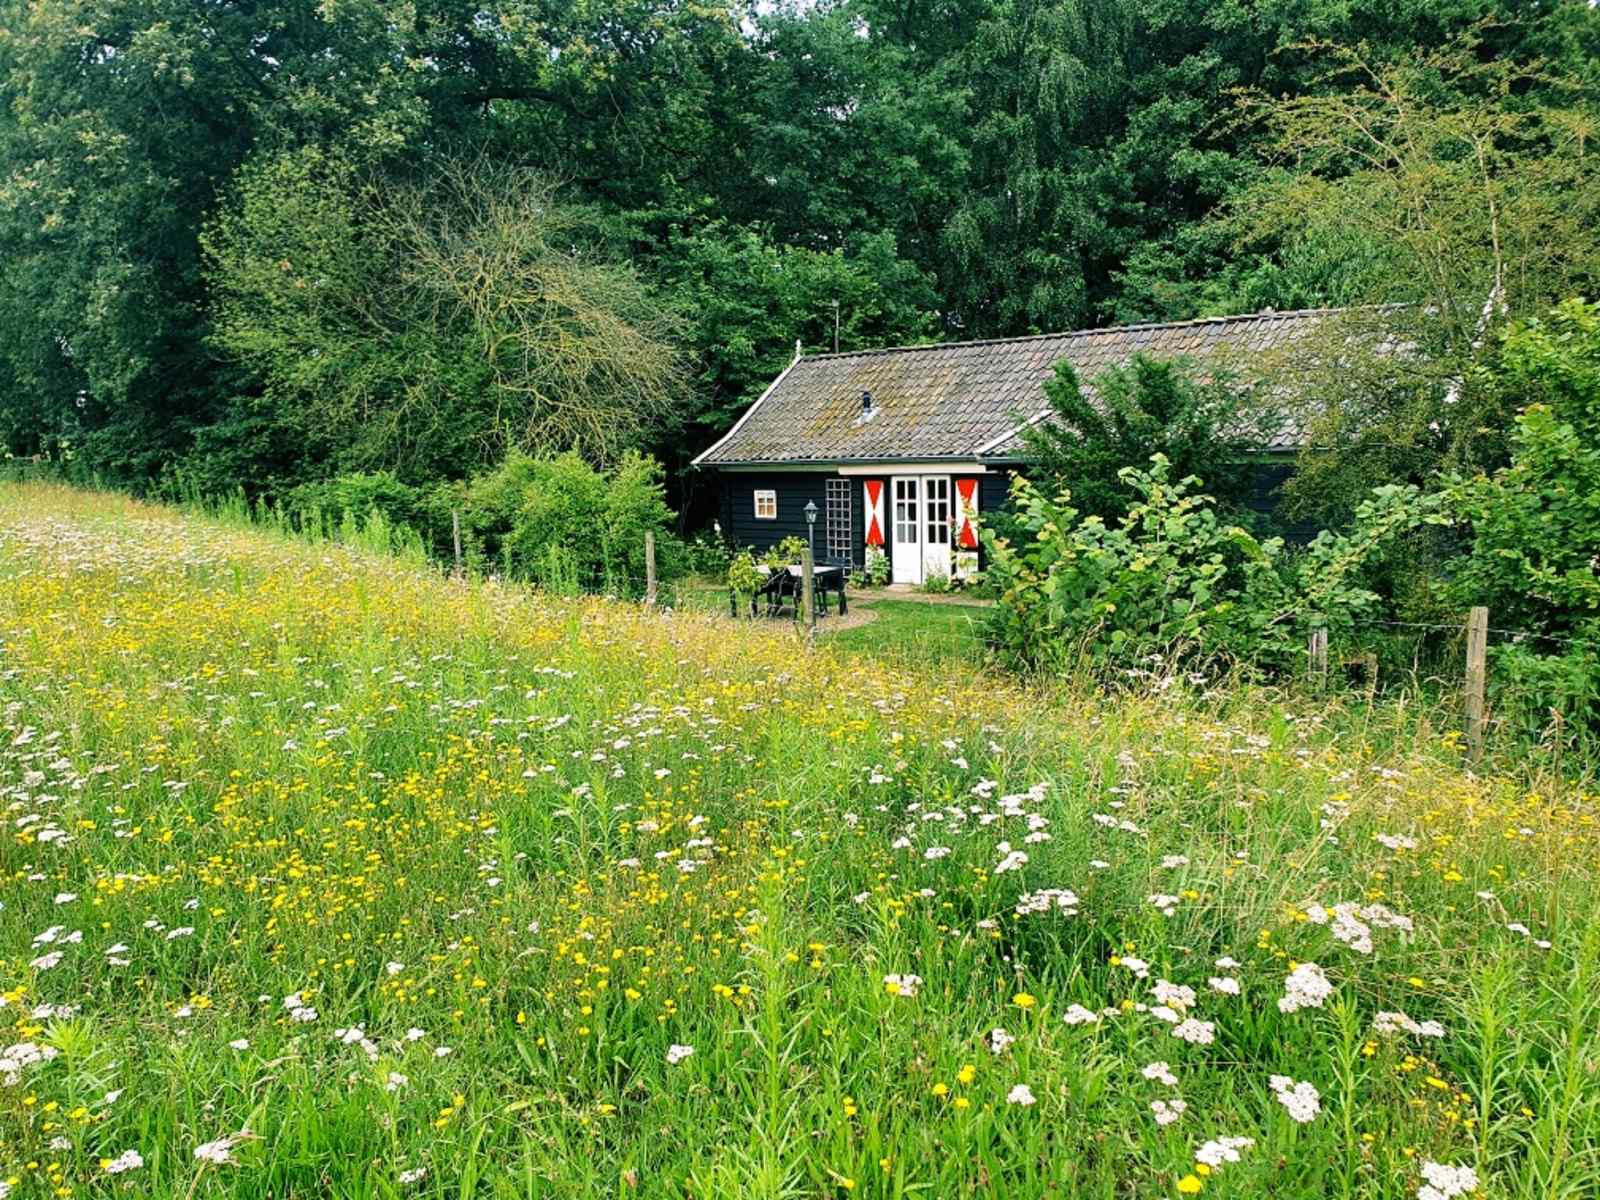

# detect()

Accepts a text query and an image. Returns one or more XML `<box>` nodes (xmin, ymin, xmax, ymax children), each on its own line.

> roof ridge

<box><xmin>797</xmin><ymin>305</ymin><xmax>1356</xmax><ymax>362</ymax></box>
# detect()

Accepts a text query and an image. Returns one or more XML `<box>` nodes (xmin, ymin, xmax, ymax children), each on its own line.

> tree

<box><xmin>203</xmin><ymin>152</ymin><xmax>685</xmax><ymax>483</ymax></box>
<box><xmin>1219</xmin><ymin>36</ymin><xmax>1600</xmax><ymax>520</ymax></box>
<box><xmin>1021</xmin><ymin>354</ymin><xmax>1264</xmax><ymax>522</ymax></box>
<box><xmin>1449</xmin><ymin>299</ymin><xmax>1600</xmax><ymax>637</ymax></box>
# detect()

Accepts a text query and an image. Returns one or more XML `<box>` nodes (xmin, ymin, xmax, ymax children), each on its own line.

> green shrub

<box><xmin>760</xmin><ymin>535</ymin><xmax>809</xmax><ymax>568</ymax></box>
<box><xmin>726</xmin><ymin>551</ymin><xmax>765</xmax><ymax>602</ymax></box>
<box><xmin>457</xmin><ymin>450</ymin><xmax>680</xmax><ymax>594</ymax></box>
<box><xmin>286</xmin><ymin>471</ymin><xmax>421</xmax><ymax>537</ymax></box>
<box><xmin>983</xmin><ymin>455</ymin><xmax>1446</xmax><ymax>676</ymax></box>
<box><xmin>1448</xmin><ymin>300</ymin><xmax>1600</xmax><ymax>637</ymax></box>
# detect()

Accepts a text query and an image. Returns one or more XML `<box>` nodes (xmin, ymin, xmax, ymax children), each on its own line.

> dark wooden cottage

<box><xmin>693</xmin><ymin>308</ymin><xmax>1328</xmax><ymax>585</ymax></box>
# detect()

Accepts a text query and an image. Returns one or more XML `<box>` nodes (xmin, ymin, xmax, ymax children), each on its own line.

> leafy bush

<box><xmin>920</xmin><ymin>573</ymin><xmax>952</xmax><ymax>595</ymax></box>
<box><xmin>683</xmin><ymin>524</ymin><xmax>735</xmax><ymax>575</ymax></box>
<box><xmin>286</xmin><ymin>472</ymin><xmax>421</xmax><ymax>535</ymax></box>
<box><xmin>457</xmin><ymin>450</ymin><xmax>679</xmax><ymax>593</ymax></box>
<box><xmin>726</xmin><ymin>551</ymin><xmax>765</xmax><ymax>602</ymax></box>
<box><xmin>861</xmin><ymin>547</ymin><xmax>890</xmax><ymax>587</ymax></box>
<box><xmin>760</xmin><ymin>535</ymin><xmax>809</xmax><ymax>568</ymax></box>
<box><xmin>1447</xmin><ymin>300</ymin><xmax>1600</xmax><ymax>636</ymax></box>
<box><xmin>983</xmin><ymin>455</ymin><xmax>1446</xmax><ymax>676</ymax></box>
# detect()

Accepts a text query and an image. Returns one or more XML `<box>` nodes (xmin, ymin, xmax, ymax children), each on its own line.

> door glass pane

<box><xmin>924</xmin><ymin>477</ymin><xmax>950</xmax><ymax>545</ymax></box>
<box><xmin>894</xmin><ymin>479</ymin><xmax>918</xmax><ymax>544</ymax></box>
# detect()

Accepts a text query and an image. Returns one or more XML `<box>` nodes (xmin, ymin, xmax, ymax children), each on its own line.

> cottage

<box><xmin>692</xmin><ymin>308</ymin><xmax>1329</xmax><ymax>585</ymax></box>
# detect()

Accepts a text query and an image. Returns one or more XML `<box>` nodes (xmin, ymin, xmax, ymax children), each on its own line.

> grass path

<box><xmin>0</xmin><ymin>483</ymin><xmax>1596</xmax><ymax>1200</ymax></box>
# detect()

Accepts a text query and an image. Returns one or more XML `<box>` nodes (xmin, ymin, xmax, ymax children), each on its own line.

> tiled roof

<box><xmin>694</xmin><ymin>307</ymin><xmax>1339</xmax><ymax>466</ymax></box>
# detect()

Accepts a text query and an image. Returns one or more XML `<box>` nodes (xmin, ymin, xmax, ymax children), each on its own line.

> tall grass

<box><xmin>0</xmin><ymin>480</ymin><xmax>1595</xmax><ymax>1200</ymax></box>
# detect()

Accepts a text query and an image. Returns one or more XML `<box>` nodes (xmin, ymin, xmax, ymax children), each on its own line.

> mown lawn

<box><xmin>825</xmin><ymin>596</ymin><xmax>990</xmax><ymax>666</ymax></box>
<box><xmin>1</xmin><ymin>483</ymin><xmax>1596</xmax><ymax>1200</ymax></box>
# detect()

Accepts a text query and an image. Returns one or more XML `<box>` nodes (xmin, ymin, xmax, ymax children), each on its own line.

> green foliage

<box><xmin>665</xmin><ymin>224</ymin><xmax>939</xmax><ymax>434</ymax></box>
<box><xmin>1023</xmin><ymin>354</ymin><xmax>1265</xmax><ymax>521</ymax></box>
<box><xmin>1448</xmin><ymin>300</ymin><xmax>1600</xmax><ymax>635</ymax></box>
<box><xmin>457</xmin><ymin>451</ymin><xmax>679</xmax><ymax>594</ymax></box>
<box><xmin>984</xmin><ymin>456</ymin><xmax>1448</xmax><ymax>675</ymax></box>
<box><xmin>285</xmin><ymin>472</ymin><xmax>422</xmax><ymax>534</ymax></box>
<box><xmin>726</xmin><ymin>551</ymin><xmax>765</xmax><ymax>599</ymax></box>
<box><xmin>203</xmin><ymin>152</ymin><xmax>684</xmax><ymax>480</ymax></box>
<box><xmin>920</xmin><ymin>573</ymin><xmax>953</xmax><ymax>595</ymax></box>
<box><xmin>1446</xmin><ymin>299</ymin><xmax>1600</xmax><ymax>734</ymax></box>
<box><xmin>760</xmin><ymin>536</ymin><xmax>811</xmax><ymax>569</ymax></box>
<box><xmin>861</xmin><ymin>547</ymin><xmax>891</xmax><ymax>588</ymax></box>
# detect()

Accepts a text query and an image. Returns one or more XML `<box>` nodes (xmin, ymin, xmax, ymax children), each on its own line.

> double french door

<box><xmin>889</xmin><ymin>475</ymin><xmax>952</xmax><ymax>584</ymax></box>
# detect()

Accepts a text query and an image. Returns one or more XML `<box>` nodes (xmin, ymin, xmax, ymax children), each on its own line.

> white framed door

<box><xmin>890</xmin><ymin>476</ymin><xmax>921</xmax><ymax>583</ymax></box>
<box><xmin>921</xmin><ymin>475</ymin><xmax>952</xmax><ymax>581</ymax></box>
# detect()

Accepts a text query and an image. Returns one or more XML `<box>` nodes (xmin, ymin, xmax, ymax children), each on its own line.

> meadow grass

<box><xmin>1</xmin><ymin>482</ymin><xmax>1596</xmax><ymax>1200</ymax></box>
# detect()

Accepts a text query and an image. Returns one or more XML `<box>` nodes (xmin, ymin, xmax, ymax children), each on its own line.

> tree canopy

<box><xmin>0</xmin><ymin>0</ymin><xmax>1595</xmax><ymax>505</ymax></box>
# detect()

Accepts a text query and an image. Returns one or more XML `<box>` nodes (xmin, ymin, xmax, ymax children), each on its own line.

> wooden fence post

<box><xmin>451</xmin><ymin>509</ymin><xmax>463</xmax><ymax>577</ymax></box>
<box><xmin>644</xmin><ymin>531</ymin><xmax>657</xmax><ymax>607</ymax></box>
<box><xmin>1464</xmin><ymin>605</ymin><xmax>1488</xmax><ymax>762</ymax></box>
<box><xmin>1309</xmin><ymin>628</ymin><xmax>1328</xmax><ymax>693</ymax></box>
<box><xmin>801</xmin><ymin>546</ymin><xmax>815</xmax><ymax>639</ymax></box>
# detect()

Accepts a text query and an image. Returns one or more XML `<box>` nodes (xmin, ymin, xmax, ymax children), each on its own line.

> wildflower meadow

<box><xmin>1</xmin><ymin>483</ymin><xmax>1596</xmax><ymax>1200</ymax></box>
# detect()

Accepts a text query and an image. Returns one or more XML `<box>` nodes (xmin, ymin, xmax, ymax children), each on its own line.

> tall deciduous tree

<box><xmin>204</xmin><ymin>152</ymin><xmax>684</xmax><ymax>484</ymax></box>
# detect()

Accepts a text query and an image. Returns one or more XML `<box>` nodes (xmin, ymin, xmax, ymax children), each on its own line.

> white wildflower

<box><xmin>1269</xmin><ymin>1074</ymin><xmax>1321</xmax><ymax>1123</ymax></box>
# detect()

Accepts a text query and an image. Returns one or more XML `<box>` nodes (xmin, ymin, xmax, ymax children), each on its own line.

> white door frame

<box><xmin>921</xmin><ymin>475</ymin><xmax>952</xmax><ymax>581</ymax></box>
<box><xmin>890</xmin><ymin>475</ymin><xmax>921</xmax><ymax>584</ymax></box>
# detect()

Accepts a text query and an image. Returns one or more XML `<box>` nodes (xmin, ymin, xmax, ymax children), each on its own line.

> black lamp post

<box><xmin>803</xmin><ymin>499</ymin><xmax>818</xmax><ymax>558</ymax></box>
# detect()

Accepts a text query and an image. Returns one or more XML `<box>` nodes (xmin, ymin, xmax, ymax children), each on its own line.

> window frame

<box><xmin>753</xmin><ymin>488</ymin><xmax>778</xmax><ymax>520</ymax></box>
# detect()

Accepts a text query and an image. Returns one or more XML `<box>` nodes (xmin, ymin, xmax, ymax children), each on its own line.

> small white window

<box><xmin>754</xmin><ymin>489</ymin><xmax>777</xmax><ymax>520</ymax></box>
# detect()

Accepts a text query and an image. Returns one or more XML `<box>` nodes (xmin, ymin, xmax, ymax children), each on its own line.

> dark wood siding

<box><xmin>721</xmin><ymin>472</ymin><xmax>844</xmax><ymax>564</ymax></box>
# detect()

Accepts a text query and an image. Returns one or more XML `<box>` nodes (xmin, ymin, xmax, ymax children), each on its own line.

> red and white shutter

<box><xmin>955</xmin><ymin>478</ymin><xmax>980</xmax><ymax>548</ymax></box>
<box><xmin>864</xmin><ymin>479</ymin><xmax>886</xmax><ymax>549</ymax></box>
<box><xmin>954</xmin><ymin>477</ymin><xmax>980</xmax><ymax>578</ymax></box>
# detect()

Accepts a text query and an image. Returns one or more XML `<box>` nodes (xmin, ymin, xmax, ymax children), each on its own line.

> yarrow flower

<box><xmin>1195</xmin><ymin>1136</ymin><xmax>1255</xmax><ymax>1169</ymax></box>
<box><xmin>1278</xmin><ymin>962</ymin><xmax>1334</xmax><ymax>1013</ymax></box>
<box><xmin>194</xmin><ymin>1133</ymin><xmax>248</xmax><ymax>1166</ymax></box>
<box><xmin>1015</xmin><ymin>888</ymin><xmax>1080</xmax><ymax>917</ymax></box>
<box><xmin>1269</xmin><ymin>1074</ymin><xmax>1321</xmax><ymax>1123</ymax></box>
<box><xmin>987</xmin><ymin>1027</ymin><xmax>1015</xmax><ymax>1055</ymax></box>
<box><xmin>1374</xmin><ymin>1011</ymin><xmax>1446</xmax><ymax>1039</ymax></box>
<box><xmin>102</xmin><ymin>1150</ymin><xmax>143</xmax><ymax>1175</ymax></box>
<box><xmin>1141</xmin><ymin>1061</ymin><xmax>1178</xmax><ymax>1086</ymax></box>
<box><xmin>666</xmin><ymin>1043</ymin><xmax>694</xmax><ymax>1065</ymax></box>
<box><xmin>1150</xmin><ymin>1097</ymin><xmax>1186</xmax><ymax>1126</ymax></box>
<box><xmin>1418</xmin><ymin>1161</ymin><xmax>1479</xmax><ymax>1200</ymax></box>
<box><xmin>1061</xmin><ymin>1004</ymin><xmax>1100</xmax><ymax>1026</ymax></box>
<box><xmin>1006</xmin><ymin>1083</ymin><xmax>1036</xmax><ymax>1106</ymax></box>
<box><xmin>1170</xmin><ymin>1018</ymin><xmax>1215</xmax><ymax>1046</ymax></box>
